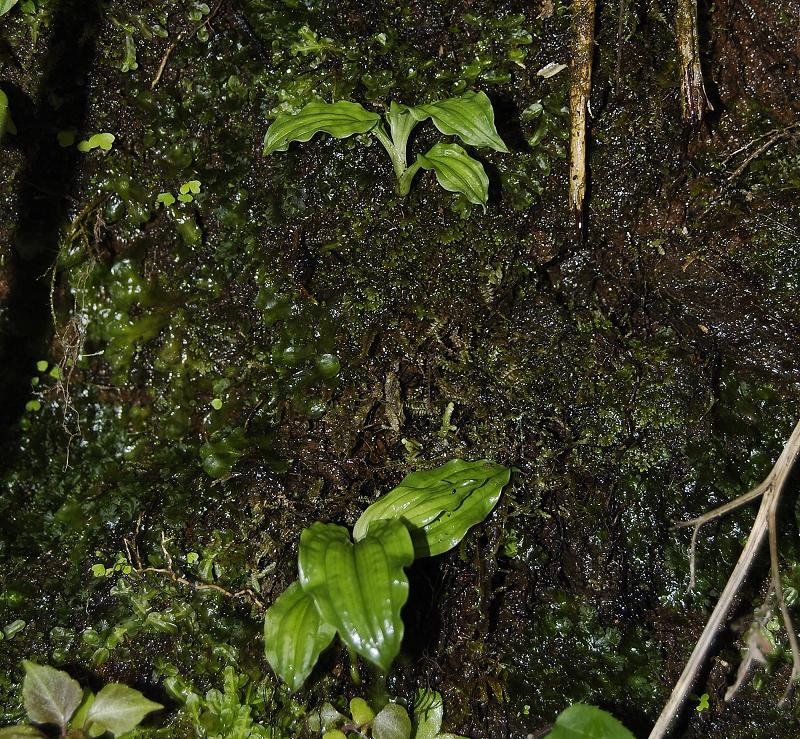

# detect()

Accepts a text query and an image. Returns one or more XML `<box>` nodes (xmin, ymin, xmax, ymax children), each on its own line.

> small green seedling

<box><xmin>309</xmin><ymin>690</ymin><xmax>467</xmax><ymax>739</ymax></box>
<box><xmin>77</xmin><ymin>133</ymin><xmax>115</xmax><ymax>152</ymax></box>
<box><xmin>695</xmin><ymin>693</ymin><xmax>710</xmax><ymax>712</ymax></box>
<box><xmin>178</xmin><ymin>180</ymin><xmax>201</xmax><ymax>202</ymax></box>
<box><xmin>263</xmin><ymin>91</ymin><xmax>508</xmax><ymax>208</ymax></box>
<box><xmin>0</xmin><ymin>661</ymin><xmax>162</xmax><ymax>738</ymax></box>
<box><xmin>263</xmin><ymin>459</ymin><xmax>510</xmax><ymax>691</ymax></box>
<box><xmin>156</xmin><ymin>192</ymin><xmax>175</xmax><ymax>206</ymax></box>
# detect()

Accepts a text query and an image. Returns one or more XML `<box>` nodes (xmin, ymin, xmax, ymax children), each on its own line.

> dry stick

<box><xmin>649</xmin><ymin>418</ymin><xmax>800</xmax><ymax>738</ymax></box>
<box><xmin>675</xmin><ymin>0</ymin><xmax>712</xmax><ymax>125</ymax></box>
<box><xmin>568</xmin><ymin>0</ymin><xmax>596</xmax><ymax>232</ymax></box>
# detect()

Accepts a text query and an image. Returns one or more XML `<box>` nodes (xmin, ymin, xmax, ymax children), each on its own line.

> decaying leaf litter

<box><xmin>1</xmin><ymin>0</ymin><xmax>800</xmax><ymax>736</ymax></box>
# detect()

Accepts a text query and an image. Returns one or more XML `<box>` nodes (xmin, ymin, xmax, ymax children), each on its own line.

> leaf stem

<box><xmin>347</xmin><ymin>647</ymin><xmax>361</xmax><ymax>686</ymax></box>
<box><xmin>371</xmin><ymin>124</ymin><xmax>406</xmax><ymax>180</ymax></box>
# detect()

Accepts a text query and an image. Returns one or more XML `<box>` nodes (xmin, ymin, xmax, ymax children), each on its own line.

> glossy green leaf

<box><xmin>412</xmin><ymin>689</ymin><xmax>443</xmax><ymax>739</ymax></box>
<box><xmin>22</xmin><ymin>661</ymin><xmax>82</xmax><ymax>729</ymax></box>
<box><xmin>298</xmin><ymin>519</ymin><xmax>414</xmax><ymax>673</ymax></box>
<box><xmin>85</xmin><ymin>684</ymin><xmax>162</xmax><ymax>737</ymax></box>
<box><xmin>410</xmin><ymin>91</ymin><xmax>508</xmax><ymax>152</ymax></box>
<box><xmin>263</xmin><ymin>100</ymin><xmax>380</xmax><ymax>155</ymax></box>
<box><xmin>416</xmin><ymin>144</ymin><xmax>489</xmax><ymax>207</ymax></box>
<box><xmin>0</xmin><ymin>727</ymin><xmax>46</xmax><ymax>738</ymax></box>
<box><xmin>263</xmin><ymin>581</ymin><xmax>336</xmax><ymax>692</ymax></box>
<box><xmin>0</xmin><ymin>0</ymin><xmax>18</xmax><ymax>17</ymax></box>
<box><xmin>544</xmin><ymin>704</ymin><xmax>635</xmax><ymax>739</ymax></box>
<box><xmin>353</xmin><ymin>459</ymin><xmax>510</xmax><ymax>557</ymax></box>
<box><xmin>372</xmin><ymin>703</ymin><xmax>412</xmax><ymax>739</ymax></box>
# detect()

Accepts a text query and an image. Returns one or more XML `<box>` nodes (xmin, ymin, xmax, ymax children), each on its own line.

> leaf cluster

<box><xmin>309</xmin><ymin>689</ymin><xmax>465</xmax><ymax>739</ymax></box>
<box><xmin>264</xmin><ymin>459</ymin><xmax>510</xmax><ymax>691</ymax></box>
<box><xmin>263</xmin><ymin>92</ymin><xmax>508</xmax><ymax>208</ymax></box>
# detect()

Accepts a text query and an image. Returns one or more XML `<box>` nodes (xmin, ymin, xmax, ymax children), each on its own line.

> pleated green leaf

<box><xmin>410</xmin><ymin>91</ymin><xmax>508</xmax><ymax>152</ymax></box>
<box><xmin>263</xmin><ymin>100</ymin><xmax>380</xmax><ymax>155</ymax></box>
<box><xmin>263</xmin><ymin>581</ymin><xmax>336</xmax><ymax>692</ymax></box>
<box><xmin>298</xmin><ymin>520</ymin><xmax>414</xmax><ymax>673</ymax></box>
<box><xmin>416</xmin><ymin>143</ymin><xmax>489</xmax><ymax>207</ymax></box>
<box><xmin>353</xmin><ymin>459</ymin><xmax>510</xmax><ymax>557</ymax></box>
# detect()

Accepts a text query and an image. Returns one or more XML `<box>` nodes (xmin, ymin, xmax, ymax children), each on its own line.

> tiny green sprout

<box><xmin>210</xmin><ymin>398</ymin><xmax>223</xmax><ymax>410</ymax></box>
<box><xmin>49</xmin><ymin>365</ymin><xmax>62</xmax><ymax>379</ymax></box>
<box><xmin>177</xmin><ymin>193</ymin><xmax>193</xmax><ymax>203</ymax></box>
<box><xmin>186</xmin><ymin>552</ymin><xmax>199</xmax><ymax>564</ymax></box>
<box><xmin>157</xmin><ymin>192</ymin><xmax>176</xmax><ymax>206</ymax></box>
<box><xmin>57</xmin><ymin>130</ymin><xmax>75</xmax><ymax>147</ymax></box>
<box><xmin>696</xmin><ymin>693</ymin><xmax>710</xmax><ymax>712</ymax></box>
<box><xmin>77</xmin><ymin>132</ymin><xmax>115</xmax><ymax>152</ymax></box>
<box><xmin>180</xmin><ymin>180</ymin><xmax>201</xmax><ymax>194</ymax></box>
<box><xmin>91</xmin><ymin>564</ymin><xmax>106</xmax><ymax>577</ymax></box>
<box><xmin>25</xmin><ymin>399</ymin><xmax>41</xmax><ymax>412</ymax></box>
<box><xmin>35</xmin><ymin>360</ymin><xmax>48</xmax><ymax>372</ymax></box>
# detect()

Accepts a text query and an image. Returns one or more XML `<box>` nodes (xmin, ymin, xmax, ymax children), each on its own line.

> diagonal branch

<box><xmin>649</xmin><ymin>418</ymin><xmax>800</xmax><ymax>738</ymax></box>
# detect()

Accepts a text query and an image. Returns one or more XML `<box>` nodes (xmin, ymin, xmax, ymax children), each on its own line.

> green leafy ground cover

<box><xmin>1</xmin><ymin>0</ymin><xmax>800</xmax><ymax>736</ymax></box>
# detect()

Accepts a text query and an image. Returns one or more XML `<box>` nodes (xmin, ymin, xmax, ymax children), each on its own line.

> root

<box><xmin>124</xmin><ymin>529</ymin><xmax>264</xmax><ymax>610</ymax></box>
<box><xmin>649</xmin><ymin>418</ymin><xmax>800</xmax><ymax>738</ymax></box>
<box><xmin>568</xmin><ymin>0</ymin><xmax>596</xmax><ymax>232</ymax></box>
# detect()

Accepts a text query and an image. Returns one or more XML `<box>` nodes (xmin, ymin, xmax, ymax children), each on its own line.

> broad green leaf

<box><xmin>0</xmin><ymin>0</ymin><xmax>18</xmax><ymax>17</ymax></box>
<box><xmin>22</xmin><ymin>661</ymin><xmax>82</xmax><ymax>729</ymax></box>
<box><xmin>412</xmin><ymin>689</ymin><xmax>443</xmax><ymax>739</ymax></box>
<box><xmin>416</xmin><ymin>144</ymin><xmax>489</xmax><ymax>207</ymax></box>
<box><xmin>410</xmin><ymin>91</ymin><xmax>508</xmax><ymax>152</ymax></box>
<box><xmin>544</xmin><ymin>704</ymin><xmax>635</xmax><ymax>739</ymax></box>
<box><xmin>85</xmin><ymin>683</ymin><xmax>162</xmax><ymax>737</ymax></box>
<box><xmin>372</xmin><ymin>703</ymin><xmax>412</xmax><ymax>739</ymax></box>
<box><xmin>263</xmin><ymin>581</ymin><xmax>336</xmax><ymax>692</ymax></box>
<box><xmin>263</xmin><ymin>100</ymin><xmax>380</xmax><ymax>155</ymax></box>
<box><xmin>0</xmin><ymin>727</ymin><xmax>46</xmax><ymax>738</ymax></box>
<box><xmin>298</xmin><ymin>520</ymin><xmax>414</xmax><ymax>673</ymax></box>
<box><xmin>353</xmin><ymin>459</ymin><xmax>510</xmax><ymax>557</ymax></box>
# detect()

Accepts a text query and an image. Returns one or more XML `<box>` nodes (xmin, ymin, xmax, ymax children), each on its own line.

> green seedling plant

<box><xmin>263</xmin><ymin>91</ymin><xmax>508</xmax><ymax>208</ymax></box>
<box><xmin>77</xmin><ymin>133</ymin><xmax>115</xmax><ymax>152</ymax></box>
<box><xmin>263</xmin><ymin>459</ymin><xmax>511</xmax><ymax>692</ymax></box>
<box><xmin>309</xmin><ymin>689</ymin><xmax>466</xmax><ymax>739</ymax></box>
<box><xmin>0</xmin><ymin>661</ymin><xmax>162</xmax><ymax>738</ymax></box>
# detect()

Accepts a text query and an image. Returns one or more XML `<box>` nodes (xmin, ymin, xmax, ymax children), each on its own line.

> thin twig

<box><xmin>726</xmin><ymin>126</ymin><xmax>799</xmax><ymax>183</ymax></box>
<box><xmin>649</xmin><ymin>418</ymin><xmax>800</xmax><ymax>738</ymax></box>
<box><xmin>151</xmin><ymin>33</ymin><xmax>185</xmax><ymax>90</ymax></box>
<box><xmin>151</xmin><ymin>0</ymin><xmax>225</xmax><ymax>89</ymax></box>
